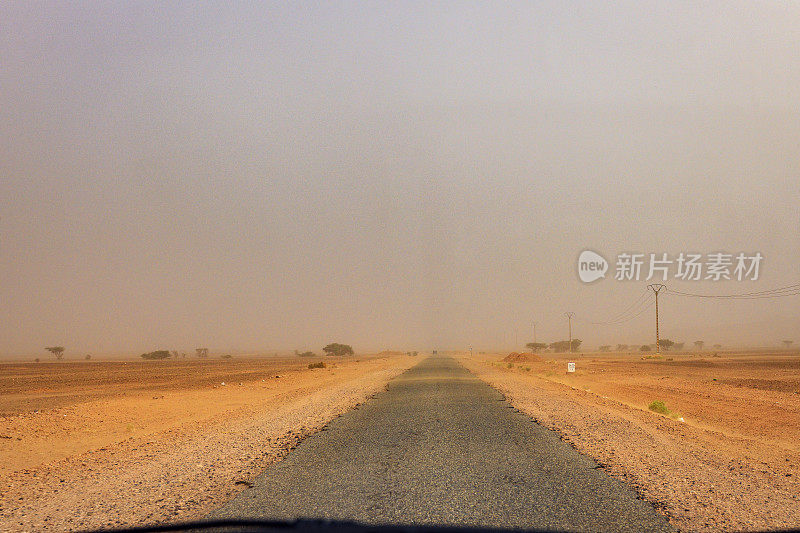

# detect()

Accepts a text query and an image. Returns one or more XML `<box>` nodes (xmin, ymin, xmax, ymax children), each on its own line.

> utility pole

<box><xmin>564</xmin><ymin>312</ymin><xmax>575</xmax><ymax>352</ymax></box>
<box><xmin>648</xmin><ymin>284</ymin><xmax>666</xmax><ymax>354</ymax></box>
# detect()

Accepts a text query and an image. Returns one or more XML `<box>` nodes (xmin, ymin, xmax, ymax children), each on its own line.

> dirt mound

<box><xmin>502</xmin><ymin>352</ymin><xmax>543</xmax><ymax>363</ymax></box>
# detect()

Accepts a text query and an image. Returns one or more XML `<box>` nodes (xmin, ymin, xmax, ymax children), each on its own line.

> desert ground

<box><xmin>0</xmin><ymin>354</ymin><xmax>418</xmax><ymax>531</ymax></box>
<box><xmin>459</xmin><ymin>350</ymin><xmax>800</xmax><ymax>531</ymax></box>
<box><xmin>2</xmin><ymin>350</ymin><xmax>799</xmax><ymax>532</ymax></box>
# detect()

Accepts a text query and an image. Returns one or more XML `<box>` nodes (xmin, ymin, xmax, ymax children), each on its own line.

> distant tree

<box><xmin>549</xmin><ymin>341</ymin><xmax>568</xmax><ymax>353</ymax></box>
<box><xmin>658</xmin><ymin>339</ymin><xmax>675</xmax><ymax>351</ymax></box>
<box><xmin>640</xmin><ymin>344</ymin><xmax>652</xmax><ymax>351</ymax></box>
<box><xmin>598</xmin><ymin>345</ymin><xmax>611</xmax><ymax>352</ymax></box>
<box><xmin>783</xmin><ymin>340</ymin><xmax>794</xmax><ymax>349</ymax></box>
<box><xmin>34</xmin><ymin>358</ymin><xmax>40</xmax><ymax>363</ymax></box>
<box><xmin>694</xmin><ymin>340</ymin><xmax>704</xmax><ymax>350</ymax></box>
<box><xmin>526</xmin><ymin>342</ymin><xmax>547</xmax><ymax>352</ymax></box>
<box><xmin>141</xmin><ymin>350</ymin><xmax>170</xmax><ymax>360</ymax></box>
<box><xmin>412</xmin><ymin>351</ymin><xmax>418</xmax><ymax>356</ymax></box>
<box><xmin>549</xmin><ymin>339</ymin><xmax>581</xmax><ymax>353</ymax></box>
<box><xmin>85</xmin><ymin>354</ymin><xmax>91</xmax><ymax>360</ymax></box>
<box><xmin>45</xmin><ymin>346</ymin><xmax>65</xmax><ymax>360</ymax></box>
<box><xmin>616</xmin><ymin>344</ymin><xmax>629</xmax><ymax>351</ymax></box>
<box><xmin>297</xmin><ymin>351</ymin><xmax>316</xmax><ymax>357</ymax></box>
<box><xmin>322</xmin><ymin>343</ymin><xmax>354</xmax><ymax>357</ymax></box>
<box><xmin>171</xmin><ymin>351</ymin><xmax>180</xmax><ymax>359</ymax></box>
<box><xmin>195</xmin><ymin>348</ymin><xmax>209</xmax><ymax>358</ymax></box>
<box><xmin>713</xmin><ymin>344</ymin><xmax>722</xmax><ymax>349</ymax></box>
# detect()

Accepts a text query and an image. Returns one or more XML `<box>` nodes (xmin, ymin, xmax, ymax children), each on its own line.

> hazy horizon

<box><xmin>2</xmin><ymin>2</ymin><xmax>799</xmax><ymax>357</ymax></box>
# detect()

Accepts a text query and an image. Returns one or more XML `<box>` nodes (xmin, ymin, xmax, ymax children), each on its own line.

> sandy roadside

<box><xmin>0</xmin><ymin>356</ymin><xmax>418</xmax><ymax>532</ymax></box>
<box><xmin>459</xmin><ymin>354</ymin><xmax>800</xmax><ymax>532</ymax></box>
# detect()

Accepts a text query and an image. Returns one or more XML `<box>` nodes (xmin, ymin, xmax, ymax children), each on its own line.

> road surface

<box><xmin>212</xmin><ymin>356</ymin><xmax>671</xmax><ymax>531</ymax></box>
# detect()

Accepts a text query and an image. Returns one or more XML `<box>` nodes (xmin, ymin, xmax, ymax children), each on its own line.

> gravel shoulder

<box><xmin>0</xmin><ymin>356</ymin><xmax>417</xmax><ymax>532</ymax></box>
<box><xmin>459</xmin><ymin>354</ymin><xmax>800</xmax><ymax>532</ymax></box>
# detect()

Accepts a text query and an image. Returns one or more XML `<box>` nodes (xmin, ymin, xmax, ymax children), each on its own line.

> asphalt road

<box><xmin>212</xmin><ymin>356</ymin><xmax>672</xmax><ymax>532</ymax></box>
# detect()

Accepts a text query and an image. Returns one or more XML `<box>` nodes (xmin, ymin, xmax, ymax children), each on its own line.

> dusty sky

<box><xmin>2</xmin><ymin>2</ymin><xmax>799</xmax><ymax>357</ymax></box>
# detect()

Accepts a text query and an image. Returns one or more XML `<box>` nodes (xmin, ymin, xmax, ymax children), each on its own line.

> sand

<box><xmin>460</xmin><ymin>351</ymin><xmax>800</xmax><ymax>531</ymax></box>
<box><xmin>0</xmin><ymin>355</ymin><xmax>417</xmax><ymax>531</ymax></box>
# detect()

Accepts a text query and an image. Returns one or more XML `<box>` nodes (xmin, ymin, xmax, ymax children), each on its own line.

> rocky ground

<box><xmin>460</xmin><ymin>352</ymin><xmax>800</xmax><ymax>532</ymax></box>
<box><xmin>0</xmin><ymin>355</ymin><xmax>417</xmax><ymax>532</ymax></box>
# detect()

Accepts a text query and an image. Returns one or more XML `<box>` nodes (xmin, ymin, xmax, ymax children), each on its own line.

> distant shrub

<box><xmin>648</xmin><ymin>400</ymin><xmax>670</xmax><ymax>415</ymax></box>
<box><xmin>45</xmin><ymin>346</ymin><xmax>65</xmax><ymax>360</ymax></box>
<box><xmin>507</xmin><ymin>363</ymin><xmax>513</xmax><ymax>369</ymax></box>
<box><xmin>323</xmin><ymin>343</ymin><xmax>354</xmax><ymax>356</ymax></box>
<box><xmin>220</xmin><ymin>354</ymin><xmax>232</xmax><ymax>359</ymax></box>
<box><xmin>141</xmin><ymin>350</ymin><xmax>170</xmax><ymax>360</ymax></box>
<box><xmin>297</xmin><ymin>351</ymin><xmax>315</xmax><ymax>357</ymax></box>
<box><xmin>85</xmin><ymin>354</ymin><xmax>91</xmax><ymax>360</ymax></box>
<box><xmin>308</xmin><ymin>361</ymin><xmax>326</xmax><ymax>369</ymax></box>
<box><xmin>640</xmin><ymin>345</ymin><xmax>651</xmax><ymax>351</ymax></box>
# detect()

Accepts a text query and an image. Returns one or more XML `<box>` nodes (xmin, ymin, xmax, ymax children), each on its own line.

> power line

<box><xmin>666</xmin><ymin>283</ymin><xmax>800</xmax><ymax>299</ymax></box>
<box><xmin>582</xmin><ymin>292</ymin><xmax>654</xmax><ymax>325</ymax></box>
<box><xmin>598</xmin><ymin>290</ymin><xmax>651</xmax><ymax>323</ymax></box>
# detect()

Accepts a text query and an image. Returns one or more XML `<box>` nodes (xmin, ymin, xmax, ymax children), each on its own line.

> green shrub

<box><xmin>308</xmin><ymin>361</ymin><xmax>326</xmax><ymax>369</ymax></box>
<box><xmin>648</xmin><ymin>400</ymin><xmax>670</xmax><ymax>415</ymax></box>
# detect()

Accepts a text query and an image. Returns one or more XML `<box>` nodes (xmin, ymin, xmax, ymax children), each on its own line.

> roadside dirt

<box><xmin>0</xmin><ymin>355</ymin><xmax>418</xmax><ymax>532</ymax></box>
<box><xmin>461</xmin><ymin>352</ymin><xmax>800</xmax><ymax>532</ymax></box>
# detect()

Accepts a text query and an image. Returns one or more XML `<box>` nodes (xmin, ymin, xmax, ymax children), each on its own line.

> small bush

<box><xmin>297</xmin><ymin>351</ymin><xmax>316</xmax><ymax>357</ymax></box>
<box><xmin>507</xmin><ymin>363</ymin><xmax>513</xmax><ymax>369</ymax></box>
<box><xmin>323</xmin><ymin>343</ymin><xmax>354</xmax><ymax>356</ymax></box>
<box><xmin>220</xmin><ymin>354</ymin><xmax>232</xmax><ymax>359</ymax></box>
<box><xmin>308</xmin><ymin>361</ymin><xmax>326</xmax><ymax>369</ymax></box>
<box><xmin>141</xmin><ymin>350</ymin><xmax>170</xmax><ymax>360</ymax></box>
<box><xmin>648</xmin><ymin>400</ymin><xmax>670</xmax><ymax>415</ymax></box>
